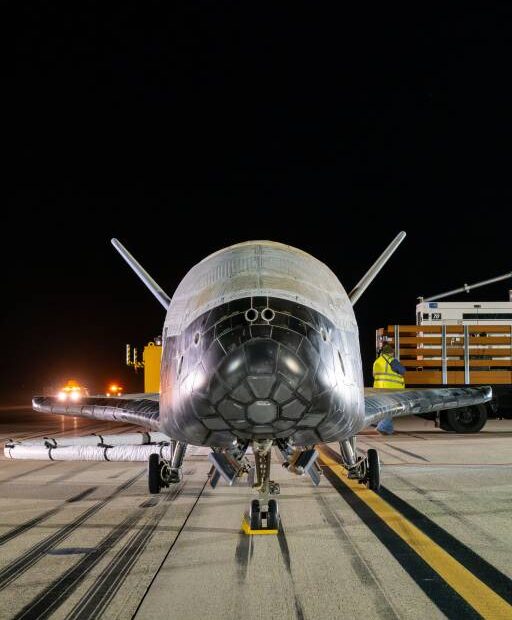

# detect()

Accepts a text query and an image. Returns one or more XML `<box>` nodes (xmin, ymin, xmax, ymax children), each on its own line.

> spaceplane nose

<box><xmin>195</xmin><ymin>335</ymin><xmax>321</xmax><ymax>441</ymax></box>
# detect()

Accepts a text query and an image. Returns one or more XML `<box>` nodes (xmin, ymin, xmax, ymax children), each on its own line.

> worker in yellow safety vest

<box><xmin>372</xmin><ymin>343</ymin><xmax>406</xmax><ymax>434</ymax></box>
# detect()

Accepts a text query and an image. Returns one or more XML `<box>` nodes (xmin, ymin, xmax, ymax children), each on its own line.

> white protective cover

<box><xmin>165</xmin><ymin>240</ymin><xmax>355</xmax><ymax>336</ymax></box>
<box><xmin>9</xmin><ymin>436</ymin><xmax>101</xmax><ymax>447</ymax></box>
<box><xmin>7</xmin><ymin>432</ymin><xmax>170</xmax><ymax>448</ymax></box>
<box><xmin>4</xmin><ymin>442</ymin><xmax>172</xmax><ymax>461</ymax></box>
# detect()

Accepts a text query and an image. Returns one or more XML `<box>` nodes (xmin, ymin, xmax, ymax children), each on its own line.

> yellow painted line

<box><xmin>318</xmin><ymin>446</ymin><xmax>512</xmax><ymax>620</ymax></box>
<box><xmin>241</xmin><ymin>518</ymin><xmax>278</xmax><ymax>536</ymax></box>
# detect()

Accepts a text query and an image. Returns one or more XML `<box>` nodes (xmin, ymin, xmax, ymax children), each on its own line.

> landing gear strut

<box><xmin>339</xmin><ymin>437</ymin><xmax>380</xmax><ymax>492</ymax></box>
<box><xmin>148</xmin><ymin>440</ymin><xmax>187</xmax><ymax>494</ymax></box>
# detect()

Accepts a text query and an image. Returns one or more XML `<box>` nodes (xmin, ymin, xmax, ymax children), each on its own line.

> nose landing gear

<box><xmin>242</xmin><ymin>440</ymin><xmax>280</xmax><ymax>535</ymax></box>
<box><xmin>339</xmin><ymin>437</ymin><xmax>380</xmax><ymax>492</ymax></box>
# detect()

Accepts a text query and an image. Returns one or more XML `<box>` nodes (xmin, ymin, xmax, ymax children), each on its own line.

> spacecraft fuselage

<box><xmin>159</xmin><ymin>241</ymin><xmax>365</xmax><ymax>448</ymax></box>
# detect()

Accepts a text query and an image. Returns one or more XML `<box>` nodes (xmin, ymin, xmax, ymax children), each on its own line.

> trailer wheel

<box><xmin>444</xmin><ymin>405</ymin><xmax>488</xmax><ymax>433</ymax></box>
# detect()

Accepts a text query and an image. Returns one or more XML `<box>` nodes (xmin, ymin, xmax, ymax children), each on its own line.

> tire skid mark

<box><xmin>315</xmin><ymin>494</ymin><xmax>398</xmax><ymax>618</ymax></box>
<box><xmin>360</xmin><ymin>442</ymin><xmax>410</xmax><ymax>464</ymax></box>
<box><xmin>70</xmin><ymin>519</ymin><xmax>157</xmax><ymax>619</ymax></box>
<box><xmin>356</xmin><ymin>438</ymin><xmax>410</xmax><ymax>464</ymax></box>
<box><xmin>234</xmin><ymin>532</ymin><xmax>253</xmax><ymax>583</ymax></box>
<box><xmin>50</xmin><ymin>463</ymin><xmax>99</xmax><ymax>484</ymax></box>
<box><xmin>0</xmin><ymin>470</ymin><xmax>144</xmax><ymax>590</ymax></box>
<box><xmin>276</xmin><ymin>523</ymin><xmax>308</xmax><ymax>620</ymax></box>
<box><xmin>378</xmin><ymin>484</ymin><xmax>512</xmax><ymax>604</ymax></box>
<box><xmin>294</xmin><ymin>598</ymin><xmax>305</xmax><ymax>620</ymax></box>
<box><xmin>66</xmin><ymin>485</ymin><xmax>183</xmax><ymax>620</ymax></box>
<box><xmin>13</xmin><ymin>511</ymin><xmax>147</xmax><ymax>620</ymax></box>
<box><xmin>320</xmin><ymin>447</ymin><xmax>488</xmax><ymax>620</ymax></box>
<box><xmin>12</xmin><ymin>486</ymin><xmax>184</xmax><ymax>620</ymax></box>
<box><xmin>277</xmin><ymin>526</ymin><xmax>292</xmax><ymax>574</ymax></box>
<box><xmin>0</xmin><ymin>487</ymin><xmax>97</xmax><ymax>547</ymax></box>
<box><xmin>140</xmin><ymin>497</ymin><xmax>159</xmax><ymax>508</ymax></box>
<box><xmin>390</xmin><ymin>472</ymin><xmax>504</xmax><ymax>546</ymax></box>
<box><xmin>0</xmin><ymin>463</ymin><xmax>55</xmax><ymax>484</ymax></box>
<box><xmin>384</xmin><ymin>443</ymin><xmax>430</xmax><ymax>462</ymax></box>
<box><xmin>108</xmin><ymin>471</ymin><xmax>125</xmax><ymax>479</ymax></box>
<box><xmin>133</xmin><ymin>477</ymin><xmax>210</xmax><ymax>617</ymax></box>
<box><xmin>67</xmin><ymin>488</ymin><xmax>97</xmax><ymax>503</ymax></box>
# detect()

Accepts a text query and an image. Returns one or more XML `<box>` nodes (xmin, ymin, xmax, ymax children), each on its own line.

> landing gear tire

<box><xmin>439</xmin><ymin>417</ymin><xmax>454</xmax><ymax>432</ymax></box>
<box><xmin>250</xmin><ymin>499</ymin><xmax>262</xmax><ymax>530</ymax></box>
<box><xmin>148</xmin><ymin>453</ymin><xmax>161</xmax><ymax>494</ymax></box>
<box><xmin>443</xmin><ymin>405</ymin><xmax>487</xmax><ymax>434</ymax></box>
<box><xmin>367</xmin><ymin>448</ymin><xmax>380</xmax><ymax>492</ymax></box>
<box><xmin>267</xmin><ymin>499</ymin><xmax>280</xmax><ymax>530</ymax></box>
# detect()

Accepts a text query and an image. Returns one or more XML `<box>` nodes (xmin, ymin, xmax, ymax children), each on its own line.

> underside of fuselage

<box><xmin>160</xmin><ymin>296</ymin><xmax>365</xmax><ymax>447</ymax></box>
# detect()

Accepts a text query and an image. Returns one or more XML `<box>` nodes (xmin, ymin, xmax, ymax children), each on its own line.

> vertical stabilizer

<box><xmin>349</xmin><ymin>231</ymin><xmax>406</xmax><ymax>305</ymax></box>
<box><xmin>111</xmin><ymin>238</ymin><xmax>171</xmax><ymax>309</ymax></box>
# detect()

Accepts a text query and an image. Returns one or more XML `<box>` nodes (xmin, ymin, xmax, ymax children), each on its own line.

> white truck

<box><xmin>377</xmin><ymin>272</ymin><xmax>512</xmax><ymax>432</ymax></box>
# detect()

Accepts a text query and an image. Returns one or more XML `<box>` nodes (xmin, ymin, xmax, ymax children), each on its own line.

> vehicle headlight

<box><xmin>57</xmin><ymin>391</ymin><xmax>67</xmax><ymax>401</ymax></box>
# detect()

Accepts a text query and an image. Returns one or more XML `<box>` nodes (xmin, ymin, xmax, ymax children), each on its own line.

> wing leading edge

<box><xmin>32</xmin><ymin>395</ymin><xmax>160</xmax><ymax>431</ymax></box>
<box><xmin>363</xmin><ymin>386</ymin><xmax>492</xmax><ymax>427</ymax></box>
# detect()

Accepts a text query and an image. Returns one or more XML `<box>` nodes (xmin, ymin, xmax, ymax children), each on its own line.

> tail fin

<box><xmin>111</xmin><ymin>238</ymin><xmax>171</xmax><ymax>309</ymax></box>
<box><xmin>349</xmin><ymin>231</ymin><xmax>406</xmax><ymax>305</ymax></box>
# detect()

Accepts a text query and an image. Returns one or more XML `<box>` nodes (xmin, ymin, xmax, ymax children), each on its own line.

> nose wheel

<box><xmin>250</xmin><ymin>499</ymin><xmax>261</xmax><ymax>529</ymax></box>
<box><xmin>249</xmin><ymin>498</ymin><xmax>280</xmax><ymax>531</ymax></box>
<box><xmin>267</xmin><ymin>499</ymin><xmax>279</xmax><ymax>529</ymax></box>
<box><xmin>243</xmin><ymin>440</ymin><xmax>280</xmax><ymax>534</ymax></box>
<box><xmin>246</xmin><ymin>498</ymin><xmax>279</xmax><ymax>534</ymax></box>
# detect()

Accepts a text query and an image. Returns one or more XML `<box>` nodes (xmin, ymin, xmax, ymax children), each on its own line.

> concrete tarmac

<box><xmin>0</xmin><ymin>406</ymin><xmax>511</xmax><ymax>620</ymax></box>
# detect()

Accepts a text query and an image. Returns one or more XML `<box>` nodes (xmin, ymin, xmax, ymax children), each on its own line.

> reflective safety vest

<box><xmin>373</xmin><ymin>354</ymin><xmax>405</xmax><ymax>389</ymax></box>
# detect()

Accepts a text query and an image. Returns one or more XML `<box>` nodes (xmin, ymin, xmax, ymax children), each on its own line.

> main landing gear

<box><xmin>148</xmin><ymin>440</ymin><xmax>187</xmax><ymax>494</ymax></box>
<box><xmin>339</xmin><ymin>437</ymin><xmax>380</xmax><ymax>492</ymax></box>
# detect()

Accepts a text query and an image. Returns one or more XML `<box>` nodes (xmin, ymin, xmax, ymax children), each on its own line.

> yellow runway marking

<box><xmin>318</xmin><ymin>446</ymin><xmax>512</xmax><ymax>620</ymax></box>
<box><xmin>241</xmin><ymin>518</ymin><xmax>278</xmax><ymax>536</ymax></box>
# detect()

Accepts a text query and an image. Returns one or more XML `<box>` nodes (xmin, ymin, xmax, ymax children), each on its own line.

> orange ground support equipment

<box><xmin>376</xmin><ymin>324</ymin><xmax>512</xmax><ymax>386</ymax></box>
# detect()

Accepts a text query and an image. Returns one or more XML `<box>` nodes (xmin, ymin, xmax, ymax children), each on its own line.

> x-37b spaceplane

<box><xmin>34</xmin><ymin>234</ymin><xmax>491</xmax><ymax>530</ymax></box>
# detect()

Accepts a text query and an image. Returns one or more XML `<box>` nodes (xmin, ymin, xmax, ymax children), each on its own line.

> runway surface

<box><xmin>0</xmin><ymin>405</ymin><xmax>511</xmax><ymax>619</ymax></box>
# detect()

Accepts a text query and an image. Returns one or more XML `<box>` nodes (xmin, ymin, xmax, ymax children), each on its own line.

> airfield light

<box><xmin>107</xmin><ymin>383</ymin><xmax>123</xmax><ymax>396</ymax></box>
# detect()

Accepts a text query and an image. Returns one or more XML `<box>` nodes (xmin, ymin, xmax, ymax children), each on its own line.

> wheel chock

<box><xmin>241</xmin><ymin>516</ymin><xmax>278</xmax><ymax>536</ymax></box>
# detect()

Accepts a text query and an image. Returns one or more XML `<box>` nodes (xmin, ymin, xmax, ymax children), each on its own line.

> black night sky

<box><xmin>8</xmin><ymin>5</ymin><xmax>511</xmax><ymax>401</ymax></box>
